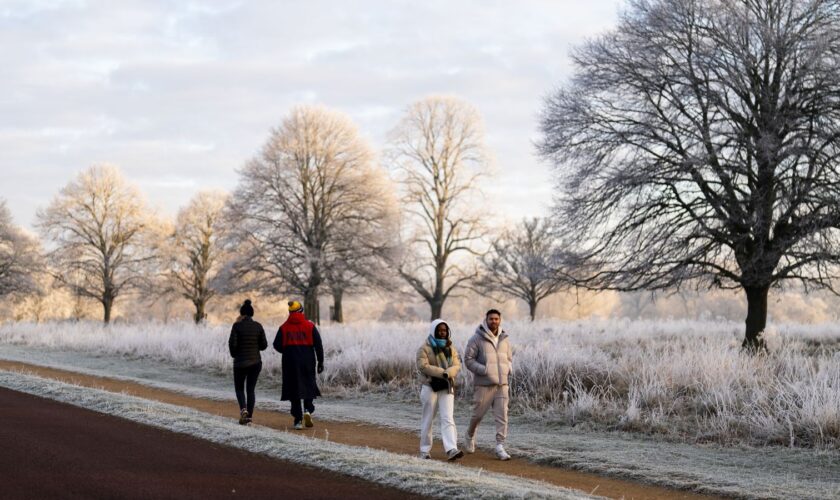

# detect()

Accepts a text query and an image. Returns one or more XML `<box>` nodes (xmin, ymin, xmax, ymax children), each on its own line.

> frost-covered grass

<box><xmin>3</xmin><ymin>344</ymin><xmax>838</xmax><ymax>500</ymax></box>
<box><xmin>1</xmin><ymin>318</ymin><xmax>839</xmax><ymax>448</ymax></box>
<box><xmin>0</xmin><ymin>369</ymin><xmax>592</xmax><ymax>500</ymax></box>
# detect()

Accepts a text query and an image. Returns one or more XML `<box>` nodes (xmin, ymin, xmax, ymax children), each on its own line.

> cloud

<box><xmin>0</xmin><ymin>0</ymin><xmax>621</xmax><ymax>228</ymax></box>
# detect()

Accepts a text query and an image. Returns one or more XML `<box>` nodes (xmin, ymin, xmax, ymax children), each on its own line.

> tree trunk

<box><xmin>331</xmin><ymin>289</ymin><xmax>344</xmax><ymax>323</ymax></box>
<box><xmin>742</xmin><ymin>285</ymin><xmax>769</xmax><ymax>353</ymax></box>
<box><xmin>429</xmin><ymin>299</ymin><xmax>443</xmax><ymax>321</ymax></box>
<box><xmin>72</xmin><ymin>294</ymin><xmax>85</xmax><ymax>321</ymax></box>
<box><xmin>194</xmin><ymin>299</ymin><xmax>206</xmax><ymax>324</ymax></box>
<box><xmin>528</xmin><ymin>299</ymin><xmax>537</xmax><ymax>322</ymax></box>
<box><xmin>304</xmin><ymin>288</ymin><xmax>320</xmax><ymax>324</ymax></box>
<box><xmin>103</xmin><ymin>296</ymin><xmax>113</xmax><ymax>324</ymax></box>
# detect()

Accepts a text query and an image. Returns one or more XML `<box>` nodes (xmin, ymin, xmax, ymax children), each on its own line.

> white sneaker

<box><xmin>303</xmin><ymin>411</ymin><xmax>313</xmax><ymax>428</ymax></box>
<box><xmin>293</xmin><ymin>421</ymin><xmax>303</xmax><ymax>430</ymax></box>
<box><xmin>495</xmin><ymin>444</ymin><xmax>511</xmax><ymax>461</ymax></box>
<box><xmin>464</xmin><ymin>433</ymin><xmax>475</xmax><ymax>454</ymax></box>
<box><xmin>419</xmin><ymin>451</ymin><xmax>431</xmax><ymax>459</ymax></box>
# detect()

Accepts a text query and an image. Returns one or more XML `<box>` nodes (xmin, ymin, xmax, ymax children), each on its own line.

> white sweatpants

<box><xmin>419</xmin><ymin>385</ymin><xmax>458</xmax><ymax>453</ymax></box>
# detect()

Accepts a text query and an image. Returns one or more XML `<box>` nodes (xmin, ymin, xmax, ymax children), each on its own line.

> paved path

<box><xmin>0</xmin><ymin>387</ymin><xmax>422</xmax><ymax>500</ymax></box>
<box><xmin>0</xmin><ymin>360</ymin><xmax>719</xmax><ymax>500</ymax></box>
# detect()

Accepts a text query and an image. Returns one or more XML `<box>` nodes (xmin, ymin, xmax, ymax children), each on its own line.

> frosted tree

<box><xmin>168</xmin><ymin>190</ymin><xmax>229</xmax><ymax>323</ymax></box>
<box><xmin>388</xmin><ymin>96</ymin><xmax>489</xmax><ymax>320</ymax></box>
<box><xmin>478</xmin><ymin>218</ymin><xmax>568</xmax><ymax>321</ymax></box>
<box><xmin>227</xmin><ymin>105</ymin><xmax>390</xmax><ymax>323</ymax></box>
<box><xmin>0</xmin><ymin>200</ymin><xmax>41</xmax><ymax>298</ymax></box>
<box><xmin>540</xmin><ymin>0</ymin><xmax>840</xmax><ymax>350</ymax></box>
<box><xmin>323</xmin><ymin>175</ymin><xmax>400</xmax><ymax>323</ymax></box>
<box><xmin>37</xmin><ymin>165</ymin><xmax>161</xmax><ymax>323</ymax></box>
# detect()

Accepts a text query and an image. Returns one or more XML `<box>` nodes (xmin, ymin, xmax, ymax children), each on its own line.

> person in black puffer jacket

<box><xmin>228</xmin><ymin>299</ymin><xmax>268</xmax><ymax>425</ymax></box>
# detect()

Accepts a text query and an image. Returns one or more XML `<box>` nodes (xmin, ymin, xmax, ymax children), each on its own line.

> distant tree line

<box><xmin>4</xmin><ymin>97</ymin><xmax>569</xmax><ymax>327</ymax></box>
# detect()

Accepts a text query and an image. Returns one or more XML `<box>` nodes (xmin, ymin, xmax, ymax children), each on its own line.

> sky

<box><xmin>0</xmin><ymin>0</ymin><xmax>622</xmax><ymax>230</ymax></box>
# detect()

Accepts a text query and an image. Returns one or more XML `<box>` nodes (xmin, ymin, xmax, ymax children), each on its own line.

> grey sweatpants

<box><xmin>466</xmin><ymin>384</ymin><xmax>509</xmax><ymax>444</ymax></box>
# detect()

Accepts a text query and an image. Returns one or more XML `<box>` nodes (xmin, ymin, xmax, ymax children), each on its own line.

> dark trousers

<box><xmin>234</xmin><ymin>362</ymin><xmax>262</xmax><ymax>415</ymax></box>
<box><xmin>290</xmin><ymin>398</ymin><xmax>315</xmax><ymax>422</ymax></box>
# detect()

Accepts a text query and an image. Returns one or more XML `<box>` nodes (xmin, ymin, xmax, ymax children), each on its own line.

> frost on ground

<box><xmin>1</xmin><ymin>319</ymin><xmax>838</xmax><ymax>449</ymax></box>
<box><xmin>1</xmin><ymin>343</ymin><xmax>839</xmax><ymax>500</ymax></box>
<box><xmin>0</xmin><ymin>368</ymin><xmax>594</xmax><ymax>500</ymax></box>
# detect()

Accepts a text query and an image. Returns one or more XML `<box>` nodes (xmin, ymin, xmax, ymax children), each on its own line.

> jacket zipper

<box><xmin>495</xmin><ymin>336</ymin><xmax>503</xmax><ymax>384</ymax></box>
<box><xmin>482</xmin><ymin>330</ymin><xmax>504</xmax><ymax>384</ymax></box>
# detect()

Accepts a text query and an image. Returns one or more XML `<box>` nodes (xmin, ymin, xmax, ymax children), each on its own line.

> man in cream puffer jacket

<box><xmin>463</xmin><ymin>309</ymin><xmax>513</xmax><ymax>461</ymax></box>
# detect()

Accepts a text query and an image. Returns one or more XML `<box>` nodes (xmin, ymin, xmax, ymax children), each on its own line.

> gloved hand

<box><xmin>317</xmin><ymin>363</ymin><xmax>324</xmax><ymax>374</ymax></box>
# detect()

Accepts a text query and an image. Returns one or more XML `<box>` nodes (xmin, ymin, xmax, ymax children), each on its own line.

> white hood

<box><xmin>428</xmin><ymin>319</ymin><xmax>451</xmax><ymax>339</ymax></box>
<box><xmin>477</xmin><ymin>318</ymin><xmax>504</xmax><ymax>347</ymax></box>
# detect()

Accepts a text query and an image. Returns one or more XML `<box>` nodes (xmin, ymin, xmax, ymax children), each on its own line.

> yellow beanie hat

<box><xmin>288</xmin><ymin>300</ymin><xmax>303</xmax><ymax>313</ymax></box>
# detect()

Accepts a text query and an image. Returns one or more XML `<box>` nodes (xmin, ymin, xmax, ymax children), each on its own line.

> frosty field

<box><xmin>1</xmin><ymin>336</ymin><xmax>839</xmax><ymax>499</ymax></box>
<box><xmin>1</xmin><ymin>318</ymin><xmax>838</xmax><ymax>450</ymax></box>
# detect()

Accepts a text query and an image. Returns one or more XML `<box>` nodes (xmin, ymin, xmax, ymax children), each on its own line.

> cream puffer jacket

<box><xmin>464</xmin><ymin>321</ymin><xmax>512</xmax><ymax>386</ymax></box>
<box><xmin>416</xmin><ymin>319</ymin><xmax>461</xmax><ymax>387</ymax></box>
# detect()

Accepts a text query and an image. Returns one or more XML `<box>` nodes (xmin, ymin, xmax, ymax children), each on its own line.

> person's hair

<box><xmin>485</xmin><ymin>308</ymin><xmax>502</xmax><ymax>318</ymax></box>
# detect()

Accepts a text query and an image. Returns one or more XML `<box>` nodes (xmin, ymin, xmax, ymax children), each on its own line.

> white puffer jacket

<box><xmin>464</xmin><ymin>321</ymin><xmax>512</xmax><ymax>386</ymax></box>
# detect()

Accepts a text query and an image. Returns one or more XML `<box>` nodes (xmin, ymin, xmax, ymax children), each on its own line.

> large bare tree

<box><xmin>478</xmin><ymin>217</ymin><xmax>568</xmax><ymax>321</ymax></box>
<box><xmin>227</xmin><ymin>105</ymin><xmax>390</xmax><ymax>323</ymax></box>
<box><xmin>168</xmin><ymin>190</ymin><xmax>229</xmax><ymax>323</ymax></box>
<box><xmin>388</xmin><ymin>96</ymin><xmax>489</xmax><ymax>320</ymax></box>
<box><xmin>539</xmin><ymin>0</ymin><xmax>840</xmax><ymax>350</ymax></box>
<box><xmin>0</xmin><ymin>200</ymin><xmax>41</xmax><ymax>298</ymax></box>
<box><xmin>37</xmin><ymin>165</ymin><xmax>161</xmax><ymax>323</ymax></box>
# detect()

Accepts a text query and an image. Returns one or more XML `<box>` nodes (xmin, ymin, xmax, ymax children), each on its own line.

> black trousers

<box><xmin>233</xmin><ymin>362</ymin><xmax>262</xmax><ymax>415</ymax></box>
<box><xmin>290</xmin><ymin>398</ymin><xmax>315</xmax><ymax>422</ymax></box>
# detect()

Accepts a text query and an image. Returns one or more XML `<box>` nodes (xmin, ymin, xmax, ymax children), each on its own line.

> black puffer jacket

<box><xmin>228</xmin><ymin>317</ymin><xmax>268</xmax><ymax>368</ymax></box>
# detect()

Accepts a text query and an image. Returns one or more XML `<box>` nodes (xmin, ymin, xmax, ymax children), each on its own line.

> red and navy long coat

<box><xmin>272</xmin><ymin>311</ymin><xmax>324</xmax><ymax>401</ymax></box>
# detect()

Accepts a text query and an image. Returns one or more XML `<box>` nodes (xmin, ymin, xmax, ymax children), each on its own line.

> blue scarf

<box><xmin>428</xmin><ymin>335</ymin><xmax>446</xmax><ymax>348</ymax></box>
<box><xmin>427</xmin><ymin>335</ymin><xmax>452</xmax><ymax>365</ymax></box>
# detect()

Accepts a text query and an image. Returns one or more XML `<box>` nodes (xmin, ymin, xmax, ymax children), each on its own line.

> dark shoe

<box><xmin>446</xmin><ymin>448</ymin><xmax>464</xmax><ymax>461</ymax></box>
<box><xmin>239</xmin><ymin>409</ymin><xmax>249</xmax><ymax>425</ymax></box>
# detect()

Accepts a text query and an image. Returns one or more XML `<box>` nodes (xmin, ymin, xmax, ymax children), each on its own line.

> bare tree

<box><xmin>539</xmin><ymin>0</ymin><xmax>840</xmax><ymax>350</ymax></box>
<box><xmin>227</xmin><ymin>105</ymin><xmax>388</xmax><ymax>323</ymax></box>
<box><xmin>37</xmin><ymin>165</ymin><xmax>161</xmax><ymax>323</ymax></box>
<box><xmin>388</xmin><ymin>96</ymin><xmax>489</xmax><ymax>320</ymax></box>
<box><xmin>323</xmin><ymin>183</ymin><xmax>400</xmax><ymax>323</ymax></box>
<box><xmin>168</xmin><ymin>190</ymin><xmax>229</xmax><ymax>323</ymax></box>
<box><xmin>479</xmin><ymin>218</ymin><xmax>567</xmax><ymax>321</ymax></box>
<box><xmin>0</xmin><ymin>200</ymin><xmax>41</xmax><ymax>298</ymax></box>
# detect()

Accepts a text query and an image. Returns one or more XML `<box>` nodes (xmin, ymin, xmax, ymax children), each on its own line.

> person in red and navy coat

<box><xmin>273</xmin><ymin>300</ymin><xmax>324</xmax><ymax>430</ymax></box>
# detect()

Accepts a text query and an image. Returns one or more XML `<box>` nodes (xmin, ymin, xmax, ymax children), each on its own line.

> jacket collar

<box><xmin>475</xmin><ymin>323</ymin><xmax>507</xmax><ymax>344</ymax></box>
<box><xmin>285</xmin><ymin>312</ymin><xmax>308</xmax><ymax>324</ymax></box>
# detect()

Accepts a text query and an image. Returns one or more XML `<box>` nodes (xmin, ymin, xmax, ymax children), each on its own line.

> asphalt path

<box><xmin>0</xmin><ymin>387</ymin><xmax>423</xmax><ymax>500</ymax></box>
<box><xmin>0</xmin><ymin>360</ymin><xmax>720</xmax><ymax>500</ymax></box>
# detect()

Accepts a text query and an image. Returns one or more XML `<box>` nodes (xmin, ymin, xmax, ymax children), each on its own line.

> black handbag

<box><xmin>429</xmin><ymin>376</ymin><xmax>451</xmax><ymax>393</ymax></box>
